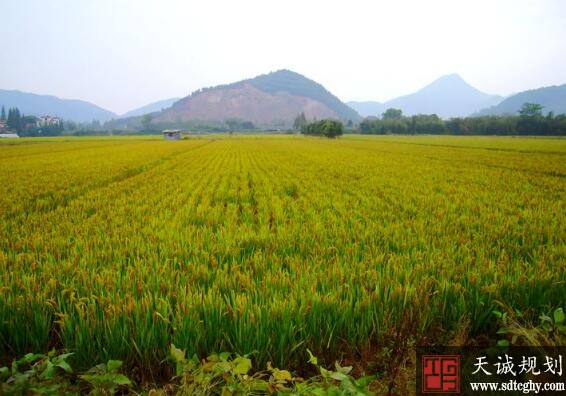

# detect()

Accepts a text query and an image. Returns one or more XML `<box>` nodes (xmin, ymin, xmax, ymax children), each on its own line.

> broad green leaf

<box><xmin>219</xmin><ymin>352</ymin><xmax>231</xmax><ymax>362</ymax></box>
<box><xmin>207</xmin><ymin>353</ymin><xmax>220</xmax><ymax>362</ymax></box>
<box><xmin>111</xmin><ymin>374</ymin><xmax>132</xmax><ymax>386</ymax></box>
<box><xmin>40</xmin><ymin>361</ymin><xmax>56</xmax><ymax>379</ymax></box>
<box><xmin>56</xmin><ymin>360</ymin><xmax>73</xmax><ymax>374</ymax></box>
<box><xmin>320</xmin><ymin>366</ymin><xmax>332</xmax><ymax>378</ymax></box>
<box><xmin>54</xmin><ymin>353</ymin><xmax>74</xmax><ymax>363</ymax></box>
<box><xmin>87</xmin><ymin>363</ymin><xmax>107</xmax><ymax>374</ymax></box>
<box><xmin>170</xmin><ymin>344</ymin><xmax>185</xmax><ymax>363</ymax></box>
<box><xmin>272</xmin><ymin>369</ymin><xmax>292</xmax><ymax>381</ymax></box>
<box><xmin>268</xmin><ymin>360</ymin><xmax>292</xmax><ymax>381</ymax></box>
<box><xmin>79</xmin><ymin>374</ymin><xmax>97</xmax><ymax>383</ymax></box>
<box><xmin>202</xmin><ymin>361</ymin><xmax>216</xmax><ymax>372</ymax></box>
<box><xmin>497</xmin><ymin>339</ymin><xmax>510</xmax><ymax>347</ymax></box>
<box><xmin>329</xmin><ymin>371</ymin><xmax>349</xmax><ymax>381</ymax></box>
<box><xmin>0</xmin><ymin>366</ymin><xmax>9</xmax><ymax>380</ymax></box>
<box><xmin>106</xmin><ymin>360</ymin><xmax>123</xmax><ymax>372</ymax></box>
<box><xmin>217</xmin><ymin>361</ymin><xmax>231</xmax><ymax>373</ymax></box>
<box><xmin>232</xmin><ymin>356</ymin><xmax>252</xmax><ymax>375</ymax></box>
<box><xmin>18</xmin><ymin>353</ymin><xmax>43</xmax><ymax>365</ymax></box>
<box><xmin>334</xmin><ymin>361</ymin><xmax>352</xmax><ymax>374</ymax></box>
<box><xmin>554</xmin><ymin>308</ymin><xmax>565</xmax><ymax>325</ymax></box>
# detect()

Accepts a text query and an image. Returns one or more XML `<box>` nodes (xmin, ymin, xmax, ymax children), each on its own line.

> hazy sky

<box><xmin>1</xmin><ymin>0</ymin><xmax>565</xmax><ymax>114</ymax></box>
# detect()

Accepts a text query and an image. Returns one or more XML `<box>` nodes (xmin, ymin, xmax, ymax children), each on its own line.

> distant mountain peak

<box><xmin>348</xmin><ymin>74</ymin><xmax>503</xmax><ymax>118</ymax></box>
<box><xmin>437</xmin><ymin>73</ymin><xmax>466</xmax><ymax>82</ymax></box>
<box><xmin>383</xmin><ymin>74</ymin><xmax>502</xmax><ymax>118</ymax></box>
<box><xmin>419</xmin><ymin>73</ymin><xmax>477</xmax><ymax>93</ymax></box>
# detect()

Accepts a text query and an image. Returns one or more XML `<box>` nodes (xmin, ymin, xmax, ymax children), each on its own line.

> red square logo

<box><xmin>422</xmin><ymin>355</ymin><xmax>460</xmax><ymax>393</ymax></box>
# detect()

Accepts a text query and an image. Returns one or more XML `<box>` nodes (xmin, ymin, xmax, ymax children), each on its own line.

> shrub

<box><xmin>301</xmin><ymin>119</ymin><xmax>343</xmax><ymax>138</ymax></box>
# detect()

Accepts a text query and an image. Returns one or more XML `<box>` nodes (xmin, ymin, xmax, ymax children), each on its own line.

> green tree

<box><xmin>518</xmin><ymin>102</ymin><xmax>544</xmax><ymax>118</ymax></box>
<box><xmin>301</xmin><ymin>119</ymin><xmax>343</xmax><ymax>138</ymax></box>
<box><xmin>1</xmin><ymin>105</ymin><xmax>5</xmax><ymax>121</ymax></box>
<box><xmin>322</xmin><ymin>119</ymin><xmax>343</xmax><ymax>138</ymax></box>
<box><xmin>141</xmin><ymin>114</ymin><xmax>152</xmax><ymax>131</ymax></box>
<box><xmin>225</xmin><ymin>118</ymin><xmax>240</xmax><ymax>132</ymax></box>
<box><xmin>412</xmin><ymin>114</ymin><xmax>446</xmax><ymax>134</ymax></box>
<box><xmin>65</xmin><ymin>120</ymin><xmax>77</xmax><ymax>131</ymax></box>
<box><xmin>359</xmin><ymin>117</ymin><xmax>385</xmax><ymax>134</ymax></box>
<box><xmin>382</xmin><ymin>108</ymin><xmax>403</xmax><ymax>120</ymax></box>
<box><xmin>240</xmin><ymin>121</ymin><xmax>255</xmax><ymax>130</ymax></box>
<box><xmin>517</xmin><ymin>102</ymin><xmax>545</xmax><ymax>134</ymax></box>
<box><xmin>7</xmin><ymin>107</ymin><xmax>22</xmax><ymax>131</ymax></box>
<box><xmin>293</xmin><ymin>112</ymin><xmax>307</xmax><ymax>131</ymax></box>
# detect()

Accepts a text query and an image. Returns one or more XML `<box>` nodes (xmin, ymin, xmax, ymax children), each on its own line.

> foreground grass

<box><xmin>1</xmin><ymin>135</ymin><xmax>564</xmax><ymax>390</ymax></box>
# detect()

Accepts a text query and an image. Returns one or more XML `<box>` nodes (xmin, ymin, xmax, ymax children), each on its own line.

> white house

<box><xmin>36</xmin><ymin>116</ymin><xmax>62</xmax><ymax>127</ymax></box>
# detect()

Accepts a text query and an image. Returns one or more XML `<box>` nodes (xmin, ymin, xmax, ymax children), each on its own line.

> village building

<box><xmin>162</xmin><ymin>129</ymin><xmax>181</xmax><ymax>140</ymax></box>
<box><xmin>36</xmin><ymin>115</ymin><xmax>62</xmax><ymax>128</ymax></box>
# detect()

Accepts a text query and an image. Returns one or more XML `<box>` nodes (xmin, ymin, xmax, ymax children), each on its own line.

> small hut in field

<box><xmin>162</xmin><ymin>129</ymin><xmax>181</xmax><ymax>140</ymax></box>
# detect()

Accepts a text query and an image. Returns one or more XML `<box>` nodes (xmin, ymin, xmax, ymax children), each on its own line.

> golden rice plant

<box><xmin>0</xmin><ymin>135</ymin><xmax>564</xmax><ymax>375</ymax></box>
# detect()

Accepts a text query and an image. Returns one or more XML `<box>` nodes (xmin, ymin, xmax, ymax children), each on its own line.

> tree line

<box><xmin>1</xmin><ymin>105</ymin><xmax>64</xmax><ymax>136</ymax></box>
<box><xmin>0</xmin><ymin>105</ymin><xmax>111</xmax><ymax>136</ymax></box>
<box><xmin>359</xmin><ymin>103</ymin><xmax>566</xmax><ymax>136</ymax></box>
<box><xmin>3</xmin><ymin>101</ymin><xmax>566</xmax><ymax>137</ymax></box>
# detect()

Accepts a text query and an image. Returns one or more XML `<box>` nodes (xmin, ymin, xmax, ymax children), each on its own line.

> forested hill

<box><xmin>149</xmin><ymin>70</ymin><xmax>360</xmax><ymax>128</ymax></box>
<box><xmin>238</xmin><ymin>70</ymin><xmax>360</xmax><ymax>121</ymax></box>
<box><xmin>477</xmin><ymin>84</ymin><xmax>566</xmax><ymax>116</ymax></box>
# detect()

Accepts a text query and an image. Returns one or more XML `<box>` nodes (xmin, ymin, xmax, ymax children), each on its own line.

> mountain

<box><xmin>477</xmin><ymin>84</ymin><xmax>566</xmax><ymax>116</ymax></box>
<box><xmin>347</xmin><ymin>101</ymin><xmax>385</xmax><ymax>118</ymax></box>
<box><xmin>121</xmin><ymin>97</ymin><xmax>180</xmax><ymax>118</ymax></box>
<box><xmin>0</xmin><ymin>89</ymin><xmax>116</xmax><ymax>122</ymax></box>
<box><xmin>382</xmin><ymin>74</ymin><xmax>502</xmax><ymax>118</ymax></box>
<box><xmin>152</xmin><ymin>69</ymin><xmax>360</xmax><ymax>127</ymax></box>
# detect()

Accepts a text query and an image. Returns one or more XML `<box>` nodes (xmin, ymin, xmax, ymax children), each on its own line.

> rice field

<box><xmin>0</xmin><ymin>135</ymin><xmax>565</xmax><ymax>376</ymax></box>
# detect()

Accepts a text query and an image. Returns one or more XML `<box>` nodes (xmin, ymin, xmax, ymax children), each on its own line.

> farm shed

<box><xmin>162</xmin><ymin>129</ymin><xmax>181</xmax><ymax>140</ymax></box>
